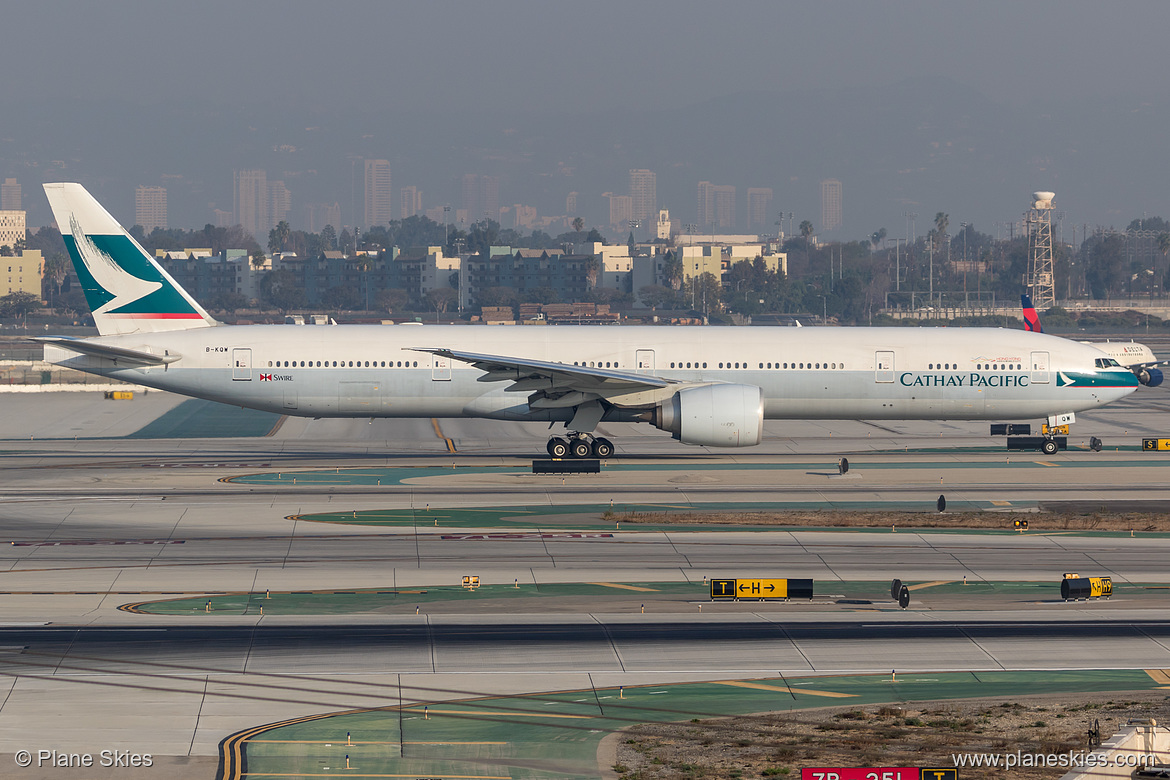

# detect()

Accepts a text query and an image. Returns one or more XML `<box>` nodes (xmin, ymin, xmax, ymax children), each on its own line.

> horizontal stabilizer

<box><xmin>34</xmin><ymin>337</ymin><xmax>181</xmax><ymax>365</ymax></box>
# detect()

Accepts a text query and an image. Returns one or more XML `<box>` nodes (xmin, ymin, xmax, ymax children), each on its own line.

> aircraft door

<box><xmin>635</xmin><ymin>349</ymin><xmax>655</xmax><ymax>372</ymax></box>
<box><xmin>1030</xmin><ymin>351</ymin><xmax>1050</xmax><ymax>384</ymax></box>
<box><xmin>431</xmin><ymin>354</ymin><xmax>451</xmax><ymax>381</ymax></box>
<box><xmin>232</xmin><ymin>348</ymin><xmax>252</xmax><ymax>381</ymax></box>
<box><xmin>875</xmin><ymin>350</ymin><xmax>894</xmax><ymax>383</ymax></box>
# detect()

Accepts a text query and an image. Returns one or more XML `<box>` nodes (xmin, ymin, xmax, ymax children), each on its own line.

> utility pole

<box><xmin>928</xmin><ymin>239</ymin><xmax>933</xmax><ymax>305</ymax></box>
<box><xmin>961</xmin><ymin>221</ymin><xmax>969</xmax><ymax>307</ymax></box>
<box><xmin>891</xmin><ymin>238</ymin><xmax>903</xmax><ymax>292</ymax></box>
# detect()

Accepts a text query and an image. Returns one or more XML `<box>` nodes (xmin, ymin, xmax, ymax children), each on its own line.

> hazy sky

<box><xmin>8</xmin><ymin>1</ymin><xmax>1170</xmax><ymax>236</ymax></box>
<box><xmin>16</xmin><ymin>1</ymin><xmax>1168</xmax><ymax>111</ymax></box>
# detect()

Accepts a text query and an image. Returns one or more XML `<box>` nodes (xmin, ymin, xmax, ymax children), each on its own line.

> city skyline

<box><xmin>4</xmin><ymin>4</ymin><xmax>1170</xmax><ymax>242</ymax></box>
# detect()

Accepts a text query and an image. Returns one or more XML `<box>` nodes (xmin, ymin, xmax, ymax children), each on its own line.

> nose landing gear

<box><xmin>546</xmin><ymin>433</ymin><xmax>614</xmax><ymax>459</ymax></box>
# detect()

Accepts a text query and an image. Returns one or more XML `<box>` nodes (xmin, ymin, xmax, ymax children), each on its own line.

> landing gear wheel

<box><xmin>570</xmin><ymin>438</ymin><xmax>593</xmax><ymax>459</ymax></box>
<box><xmin>591</xmin><ymin>438</ymin><xmax>614</xmax><ymax>458</ymax></box>
<box><xmin>547</xmin><ymin>437</ymin><xmax>570</xmax><ymax>458</ymax></box>
<box><xmin>1041</xmin><ymin>439</ymin><xmax>1059</xmax><ymax>455</ymax></box>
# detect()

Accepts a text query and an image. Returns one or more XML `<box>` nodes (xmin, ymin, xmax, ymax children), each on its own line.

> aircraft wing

<box><xmin>1127</xmin><ymin>359</ymin><xmax>1170</xmax><ymax>370</ymax></box>
<box><xmin>410</xmin><ymin>346</ymin><xmax>674</xmax><ymax>394</ymax></box>
<box><xmin>33</xmin><ymin>336</ymin><xmax>181</xmax><ymax>365</ymax></box>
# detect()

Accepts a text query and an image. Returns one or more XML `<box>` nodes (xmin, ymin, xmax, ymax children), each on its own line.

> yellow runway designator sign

<box><xmin>1142</xmin><ymin>438</ymin><xmax>1170</xmax><ymax>451</ymax></box>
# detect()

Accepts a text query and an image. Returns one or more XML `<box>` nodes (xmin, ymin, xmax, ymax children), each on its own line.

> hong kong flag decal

<box><xmin>260</xmin><ymin>373</ymin><xmax>272</xmax><ymax>381</ymax></box>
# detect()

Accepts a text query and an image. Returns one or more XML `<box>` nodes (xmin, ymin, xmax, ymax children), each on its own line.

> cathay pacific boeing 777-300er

<box><xmin>39</xmin><ymin>183</ymin><xmax>1138</xmax><ymax>457</ymax></box>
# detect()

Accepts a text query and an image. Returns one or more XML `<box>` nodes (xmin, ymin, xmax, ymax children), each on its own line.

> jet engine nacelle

<box><xmin>653</xmin><ymin>384</ymin><xmax>763</xmax><ymax>447</ymax></box>
<box><xmin>1139</xmin><ymin>367</ymin><xmax>1164</xmax><ymax>387</ymax></box>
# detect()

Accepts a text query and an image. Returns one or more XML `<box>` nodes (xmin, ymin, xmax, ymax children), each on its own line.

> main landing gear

<box><xmin>546</xmin><ymin>433</ymin><xmax>614</xmax><ymax>459</ymax></box>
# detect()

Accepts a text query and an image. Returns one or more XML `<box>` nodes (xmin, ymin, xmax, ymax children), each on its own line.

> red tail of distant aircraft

<box><xmin>1021</xmin><ymin>294</ymin><xmax>1042</xmax><ymax>333</ymax></box>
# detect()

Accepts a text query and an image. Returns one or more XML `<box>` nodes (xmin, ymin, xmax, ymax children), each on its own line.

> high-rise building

<box><xmin>400</xmin><ymin>186</ymin><xmax>422</xmax><ymax>219</ymax></box>
<box><xmin>0</xmin><ymin>210</ymin><xmax>25</xmax><ymax>250</ymax></box>
<box><xmin>269</xmin><ymin>181</ymin><xmax>292</xmax><ymax>230</ymax></box>
<box><xmin>212</xmin><ymin>209</ymin><xmax>233</xmax><ymax>228</ymax></box>
<box><xmin>1</xmin><ymin>179</ymin><xmax>20</xmax><ymax>211</ymax></box>
<box><xmin>628</xmin><ymin>169</ymin><xmax>656</xmax><ymax>222</ymax></box>
<box><xmin>134</xmin><ymin>186</ymin><xmax>167</xmax><ymax>233</ymax></box>
<box><xmin>565</xmin><ymin>192</ymin><xmax>578</xmax><ymax>215</ymax></box>
<box><xmin>461</xmin><ymin>174</ymin><xmax>479</xmax><ymax>222</ymax></box>
<box><xmin>363</xmin><ymin>159</ymin><xmax>392</xmax><ymax>227</ymax></box>
<box><xmin>324</xmin><ymin>203</ymin><xmax>341</xmax><ymax>233</ymax></box>
<box><xmin>479</xmin><ymin>175</ymin><xmax>500</xmax><ymax>222</ymax></box>
<box><xmin>604</xmin><ymin>193</ymin><xmax>633</xmax><ymax>229</ymax></box>
<box><xmin>461</xmin><ymin>174</ymin><xmax>501</xmax><ymax>223</ymax></box>
<box><xmin>746</xmin><ymin>188</ymin><xmax>773</xmax><ymax>231</ymax></box>
<box><xmin>234</xmin><ymin>169</ymin><xmax>268</xmax><ymax>239</ymax></box>
<box><xmin>698</xmin><ymin>182</ymin><xmax>738</xmax><ymax>229</ymax></box>
<box><xmin>697</xmin><ymin>181</ymin><xmax>715</xmax><ymax>227</ymax></box>
<box><xmin>821</xmin><ymin>179</ymin><xmax>842</xmax><ymax>232</ymax></box>
<box><xmin>713</xmin><ymin>185</ymin><xmax>736</xmax><ymax>229</ymax></box>
<box><xmin>304</xmin><ymin>203</ymin><xmax>342</xmax><ymax>234</ymax></box>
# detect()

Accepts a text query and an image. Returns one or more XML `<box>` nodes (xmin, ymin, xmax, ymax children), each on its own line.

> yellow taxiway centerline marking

<box><xmin>1145</xmin><ymin>669</ymin><xmax>1170</xmax><ymax>685</ymax></box>
<box><xmin>241</xmin><ymin>775</ymin><xmax>509</xmax><ymax>779</ymax></box>
<box><xmin>1036</xmin><ymin>461</ymin><xmax>1059</xmax><ymax>467</ymax></box>
<box><xmin>401</xmin><ymin>709</ymin><xmax>591</xmax><ymax>719</ymax></box>
<box><xmin>247</xmin><ymin>740</ymin><xmax>507</xmax><ymax>745</ymax></box>
<box><xmin>589</xmin><ymin>582</ymin><xmax>659</xmax><ymax>592</ymax></box>
<box><xmin>430</xmin><ymin>418</ymin><xmax>457</xmax><ymax>453</ymax></box>
<box><xmin>990</xmin><ymin>501</ymin><xmax>1011</xmax><ymax>506</ymax></box>
<box><xmin>907</xmin><ymin>580</ymin><xmax>954</xmax><ymax>591</ymax></box>
<box><xmin>715</xmin><ymin>680</ymin><xmax>856</xmax><ymax>698</ymax></box>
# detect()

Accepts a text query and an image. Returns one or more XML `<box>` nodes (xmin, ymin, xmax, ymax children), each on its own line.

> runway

<box><xmin>1</xmin><ymin>390</ymin><xmax>1170</xmax><ymax>775</ymax></box>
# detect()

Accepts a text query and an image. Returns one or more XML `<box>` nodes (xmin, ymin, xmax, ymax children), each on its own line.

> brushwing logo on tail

<box><xmin>69</xmin><ymin>215</ymin><xmax>162</xmax><ymax>316</ymax></box>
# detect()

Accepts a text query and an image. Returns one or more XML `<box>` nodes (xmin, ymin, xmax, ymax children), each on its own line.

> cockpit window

<box><xmin>1094</xmin><ymin>357</ymin><xmax>1122</xmax><ymax>368</ymax></box>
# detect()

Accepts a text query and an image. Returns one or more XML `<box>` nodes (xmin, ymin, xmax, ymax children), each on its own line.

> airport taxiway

<box><xmin>2</xmin><ymin>390</ymin><xmax>1170</xmax><ymax>775</ymax></box>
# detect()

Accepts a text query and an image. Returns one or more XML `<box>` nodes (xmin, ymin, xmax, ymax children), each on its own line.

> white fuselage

<box><xmin>1082</xmin><ymin>340</ymin><xmax>1158</xmax><ymax>368</ymax></box>
<box><xmin>44</xmin><ymin>325</ymin><xmax>1136</xmax><ymax>427</ymax></box>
